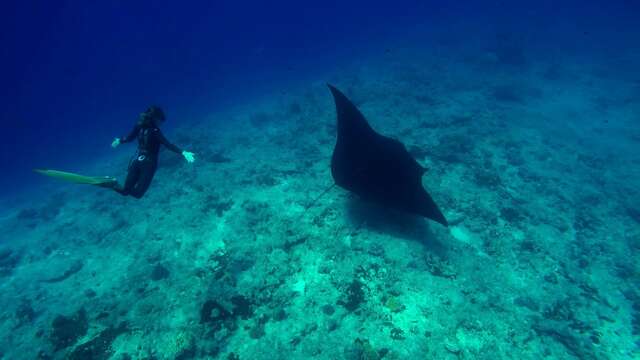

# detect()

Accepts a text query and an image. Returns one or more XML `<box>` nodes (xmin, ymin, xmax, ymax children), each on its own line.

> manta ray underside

<box><xmin>327</xmin><ymin>84</ymin><xmax>448</xmax><ymax>226</ymax></box>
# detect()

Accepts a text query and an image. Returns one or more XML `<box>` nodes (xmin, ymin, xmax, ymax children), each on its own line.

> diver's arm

<box><xmin>120</xmin><ymin>124</ymin><xmax>140</xmax><ymax>143</ymax></box>
<box><xmin>158</xmin><ymin>131</ymin><xmax>182</xmax><ymax>154</ymax></box>
<box><xmin>112</xmin><ymin>125</ymin><xmax>140</xmax><ymax>148</ymax></box>
<box><xmin>158</xmin><ymin>131</ymin><xmax>195</xmax><ymax>163</ymax></box>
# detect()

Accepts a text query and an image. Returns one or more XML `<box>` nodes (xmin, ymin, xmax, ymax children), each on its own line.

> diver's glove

<box><xmin>182</xmin><ymin>150</ymin><xmax>195</xmax><ymax>163</ymax></box>
<box><xmin>111</xmin><ymin>138</ymin><xmax>121</xmax><ymax>148</ymax></box>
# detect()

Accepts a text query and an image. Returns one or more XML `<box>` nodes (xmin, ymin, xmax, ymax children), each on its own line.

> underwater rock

<box><xmin>432</xmin><ymin>134</ymin><xmax>475</xmax><ymax>164</ymax></box>
<box><xmin>18</xmin><ymin>193</ymin><xmax>66</xmax><ymax>223</ymax></box>
<box><xmin>339</xmin><ymin>279</ymin><xmax>365</xmax><ymax>312</ymax></box>
<box><xmin>231</xmin><ymin>295</ymin><xmax>253</xmax><ymax>320</ymax></box>
<box><xmin>36</xmin><ymin>350</ymin><xmax>52</xmax><ymax>359</ymax></box>
<box><xmin>202</xmin><ymin>195</ymin><xmax>234</xmax><ymax>217</ymax></box>
<box><xmin>344</xmin><ymin>338</ymin><xmax>381</xmax><ymax>360</ymax></box>
<box><xmin>200</xmin><ymin>300</ymin><xmax>229</xmax><ymax>323</ymax></box>
<box><xmin>384</xmin><ymin>297</ymin><xmax>406</xmax><ymax>313</ymax></box>
<box><xmin>200</xmin><ymin>300</ymin><xmax>235</xmax><ymax>333</ymax></box>
<box><xmin>15</xmin><ymin>299</ymin><xmax>36</xmax><ymax>327</ymax></box>
<box><xmin>474</xmin><ymin>169</ymin><xmax>502</xmax><ymax>188</ymax></box>
<box><xmin>67</xmin><ymin>322</ymin><xmax>129</xmax><ymax>360</ymax></box>
<box><xmin>367</xmin><ymin>243</ymin><xmax>385</xmax><ymax>258</ymax></box>
<box><xmin>390</xmin><ymin>327</ymin><xmax>405</xmax><ymax>340</ymax></box>
<box><xmin>326</xmin><ymin>318</ymin><xmax>339</xmax><ymax>332</ymax></box>
<box><xmin>423</xmin><ymin>253</ymin><xmax>457</xmax><ymax>279</ymax></box>
<box><xmin>500</xmin><ymin>206</ymin><xmax>526</xmax><ymax>223</ymax></box>
<box><xmin>150</xmin><ymin>264</ymin><xmax>170</xmax><ymax>281</ymax></box>
<box><xmin>533</xmin><ymin>319</ymin><xmax>599</xmax><ymax>360</ymax></box>
<box><xmin>206</xmin><ymin>248</ymin><xmax>231</xmax><ymax>280</ymax></box>
<box><xmin>50</xmin><ymin>308</ymin><xmax>88</xmax><ymax>351</ymax></box>
<box><xmin>544</xmin><ymin>273</ymin><xmax>559</xmax><ymax>284</ymax></box>
<box><xmin>215</xmin><ymin>200</ymin><xmax>234</xmax><ymax>217</ymax></box>
<box><xmin>41</xmin><ymin>260</ymin><xmax>83</xmax><ymax>283</ymax></box>
<box><xmin>272</xmin><ymin>308</ymin><xmax>287</xmax><ymax>321</ymax></box>
<box><xmin>174</xmin><ymin>336</ymin><xmax>197</xmax><ymax>360</ymax></box>
<box><xmin>0</xmin><ymin>248</ymin><xmax>20</xmax><ymax>276</ymax></box>
<box><xmin>283</xmin><ymin>236</ymin><xmax>307</xmax><ymax>252</ymax></box>
<box><xmin>513</xmin><ymin>296</ymin><xmax>540</xmax><ymax>312</ymax></box>
<box><xmin>444</xmin><ymin>339</ymin><xmax>461</xmax><ymax>355</ymax></box>
<box><xmin>519</xmin><ymin>240</ymin><xmax>539</xmax><ymax>253</ymax></box>
<box><xmin>543</xmin><ymin>299</ymin><xmax>574</xmax><ymax>322</ymax></box>
<box><xmin>506</xmin><ymin>149</ymin><xmax>525</xmax><ymax>166</ymax></box>
<box><xmin>230</xmin><ymin>256</ymin><xmax>255</xmax><ymax>275</ymax></box>
<box><xmin>249</xmin><ymin>314</ymin><xmax>269</xmax><ymax>339</ymax></box>
<box><xmin>573</xmin><ymin>210</ymin><xmax>600</xmax><ymax>233</ymax></box>
<box><xmin>321</xmin><ymin>304</ymin><xmax>335</xmax><ymax>316</ymax></box>
<box><xmin>256</xmin><ymin>174</ymin><xmax>277</xmax><ymax>186</ymax></box>
<box><xmin>301</xmin><ymin>323</ymin><xmax>318</xmax><ymax>337</ymax></box>
<box><xmin>291</xmin><ymin>322</ymin><xmax>319</xmax><ymax>347</ymax></box>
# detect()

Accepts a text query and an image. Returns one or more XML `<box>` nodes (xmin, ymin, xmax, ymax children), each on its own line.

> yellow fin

<box><xmin>34</xmin><ymin>169</ymin><xmax>115</xmax><ymax>185</ymax></box>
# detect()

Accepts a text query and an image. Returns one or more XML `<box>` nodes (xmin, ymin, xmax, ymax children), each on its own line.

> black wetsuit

<box><xmin>115</xmin><ymin>123</ymin><xmax>182</xmax><ymax>198</ymax></box>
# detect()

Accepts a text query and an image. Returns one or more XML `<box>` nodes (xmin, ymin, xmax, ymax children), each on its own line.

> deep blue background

<box><xmin>1</xmin><ymin>1</ymin><xmax>637</xmax><ymax>198</ymax></box>
<box><xmin>0</xmin><ymin>0</ymin><xmax>436</xmax><ymax>195</ymax></box>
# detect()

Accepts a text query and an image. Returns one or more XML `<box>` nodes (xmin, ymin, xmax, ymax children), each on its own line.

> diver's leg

<box><xmin>113</xmin><ymin>160</ymin><xmax>141</xmax><ymax>196</ymax></box>
<box><xmin>129</xmin><ymin>161</ymin><xmax>157</xmax><ymax>199</ymax></box>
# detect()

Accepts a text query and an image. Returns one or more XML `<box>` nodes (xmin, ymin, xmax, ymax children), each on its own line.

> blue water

<box><xmin>1</xmin><ymin>1</ymin><xmax>424</xmax><ymax>193</ymax></box>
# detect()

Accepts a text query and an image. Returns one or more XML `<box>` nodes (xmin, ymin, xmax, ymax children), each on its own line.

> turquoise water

<box><xmin>1</xmin><ymin>2</ymin><xmax>639</xmax><ymax>359</ymax></box>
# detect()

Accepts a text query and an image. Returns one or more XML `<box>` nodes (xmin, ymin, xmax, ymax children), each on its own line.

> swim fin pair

<box><xmin>34</xmin><ymin>169</ymin><xmax>117</xmax><ymax>186</ymax></box>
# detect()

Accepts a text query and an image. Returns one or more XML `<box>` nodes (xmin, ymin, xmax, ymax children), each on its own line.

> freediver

<box><xmin>104</xmin><ymin>105</ymin><xmax>195</xmax><ymax>198</ymax></box>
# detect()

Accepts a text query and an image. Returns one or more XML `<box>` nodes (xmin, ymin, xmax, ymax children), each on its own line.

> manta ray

<box><xmin>327</xmin><ymin>84</ymin><xmax>448</xmax><ymax>226</ymax></box>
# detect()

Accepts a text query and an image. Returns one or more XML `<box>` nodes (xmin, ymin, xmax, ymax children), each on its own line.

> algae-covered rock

<box><xmin>231</xmin><ymin>295</ymin><xmax>253</xmax><ymax>320</ymax></box>
<box><xmin>0</xmin><ymin>248</ymin><xmax>21</xmax><ymax>276</ymax></box>
<box><xmin>339</xmin><ymin>279</ymin><xmax>365</xmax><ymax>312</ymax></box>
<box><xmin>249</xmin><ymin>314</ymin><xmax>269</xmax><ymax>339</ymax></box>
<box><xmin>384</xmin><ymin>297</ymin><xmax>406</xmax><ymax>313</ymax></box>
<box><xmin>50</xmin><ymin>308</ymin><xmax>88</xmax><ymax>351</ymax></box>
<box><xmin>174</xmin><ymin>335</ymin><xmax>197</xmax><ymax>360</ymax></box>
<box><xmin>15</xmin><ymin>298</ymin><xmax>36</xmax><ymax>327</ymax></box>
<box><xmin>150</xmin><ymin>264</ymin><xmax>170</xmax><ymax>281</ymax></box>
<box><xmin>67</xmin><ymin>322</ymin><xmax>129</xmax><ymax>360</ymax></box>
<box><xmin>321</xmin><ymin>304</ymin><xmax>335</xmax><ymax>315</ymax></box>
<box><xmin>344</xmin><ymin>338</ymin><xmax>381</xmax><ymax>360</ymax></box>
<box><xmin>390</xmin><ymin>327</ymin><xmax>405</xmax><ymax>340</ymax></box>
<box><xmin>200</xmin><ymin>300</ymin><xmax>232</xmax><ymax>326</ymax></box>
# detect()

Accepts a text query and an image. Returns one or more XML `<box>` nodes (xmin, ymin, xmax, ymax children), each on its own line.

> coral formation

<box><xmin>50</xmin><ymin>309</ymin><xmax>88</xmax><ymax>351</ymax></box>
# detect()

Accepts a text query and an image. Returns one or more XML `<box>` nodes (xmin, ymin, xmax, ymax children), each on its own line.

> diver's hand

<box><xmin>182</xmin><ymin>150</ymin><xmax>195</xmax><ymax>163</ymax></box>
<box><xmin>111</xmin><ymin>138</ymin><xmax>121</xmax><ymax>148</ymax></box>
